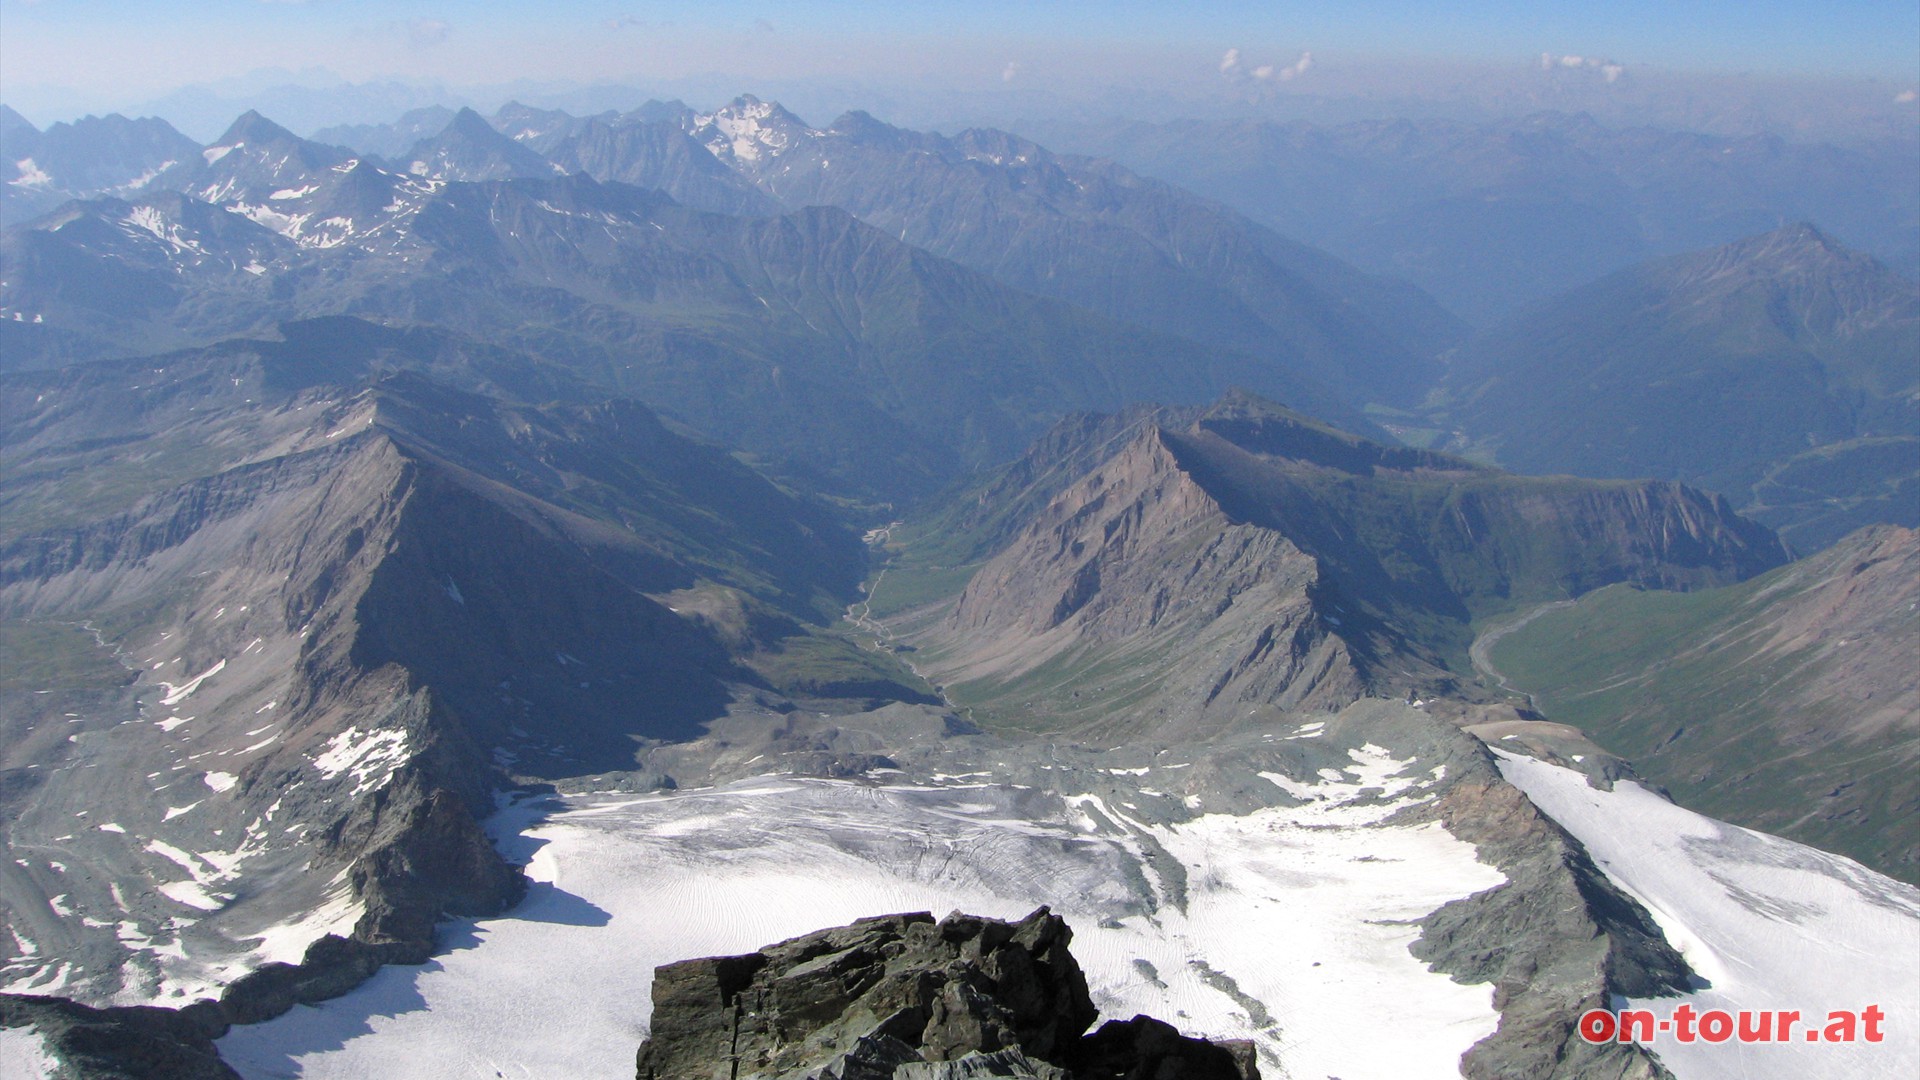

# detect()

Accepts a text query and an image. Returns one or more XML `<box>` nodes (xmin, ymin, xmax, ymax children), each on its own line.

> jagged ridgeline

<box><xmin>3</xmin><ymin>94</ymin><xmax>1915</xmax><ymax>1080</ymax></box>
<box><xmin>0</xmin><ymin>99</ymin><xmax>1459</xmax><ymax>503</ymax></box>
<box><xmin>881</xmin><ymin>392</ymin><xmax>1787</xmax><ymax>741</ymax></box>
<box><xmin>0</xmin><ymin>335</ymin><xmax>917</xmax><ymax>1012</ymax></box>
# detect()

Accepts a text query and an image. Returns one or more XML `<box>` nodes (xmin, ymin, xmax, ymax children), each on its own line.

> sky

<box><xmin>3</xmin><ymin>1</ymin><xmax>1917</xmax><ymax>131</ymax></box>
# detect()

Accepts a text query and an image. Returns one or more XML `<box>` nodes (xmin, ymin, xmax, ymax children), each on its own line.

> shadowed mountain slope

<box><xmin>1440</xmin><ymin>224</ymin><xmax>1920</xmax><ymax>551</ymax></box>
<box><xmin>0</xmin><ymin>344</ymin><xmax>880</xmax><ymax>1006</ymax></box>
<box><xmin>2</xmin><ymin>164</ymin><xmax>1359</xmax><ymax>500</ymax></box>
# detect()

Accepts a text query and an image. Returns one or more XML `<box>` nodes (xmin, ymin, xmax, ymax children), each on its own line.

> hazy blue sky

<box><xmin>3</xmin><ymin>1</ymin><xmax>1916</xmax><ymax>139</ymax></box>
<box><xmin>5</xmin><ymin>0</ymin><xmax>1917</xmax><ymax>94</ymax></box>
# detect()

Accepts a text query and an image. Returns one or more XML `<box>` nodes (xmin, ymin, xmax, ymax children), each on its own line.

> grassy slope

<box><xmin>1490</xmin><ymin>569</ymin><xmax>1919</xmax><ymax>882</ymax></box>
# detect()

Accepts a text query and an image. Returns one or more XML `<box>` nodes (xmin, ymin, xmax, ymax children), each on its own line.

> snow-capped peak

<box><xmin>690</xmin><ymin>95</ymin><xmax>813</xmax><ymax>166</ymax></box>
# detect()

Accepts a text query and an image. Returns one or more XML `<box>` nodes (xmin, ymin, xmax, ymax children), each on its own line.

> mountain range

<box><xmin>1024</xmin><ymin>110</ymin><xmax>1920</xmax><ymax>325</ymax></box>
<box><xmin>8</xmin><ymin>100</ymin><xmax>1916</xmax><ymax>541</ymax></box>
<box><xmin>1437</xmin><ymin>222</ymin><xmax>1920</xmax><ymax>551</ymax></box>
<box><xmin>1</xmin><ymin>95</ymin><xmax>1916</xmax><ymax>1080</ymax></box>
<box><xmin>884</xmin><ymin>392</ymin><xmax>1785</xmax><ymax>743</ymax></box>
<box><xmin>3</xmin><ymin>105</ymin><xmax>1413</xmax><ymax>500</ymax></box>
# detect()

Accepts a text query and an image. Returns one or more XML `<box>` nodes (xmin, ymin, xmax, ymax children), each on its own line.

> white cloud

<box><xmin>1543</xmin><ymin>53</ymin><xmax>1625</xmax><ymax>83</ymax></box>
<box><xmin>1234</xmin><ymin>49</ymin><xmax>1309</xmax><ymax>83</ymax></box>
<box><xmin>407</xmin><ymin>19</ymin><xmax>452</xmax><ymax>48</ymax></box>
<box><xmin>1002</xmin><ymin>61</ymin><xmax>1019</xmax><ymax>83</ymax></box>
<box><xmin>1897</xmin><ymin>90</ymin><xmax>1919</xmax><ymax>104</ymax></box>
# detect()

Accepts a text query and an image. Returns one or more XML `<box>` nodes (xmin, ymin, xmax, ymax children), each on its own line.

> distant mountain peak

<box><xmin>950</xmin><ymin>126</ymin><xmax>1047</xmax><ymax>165</ymax></box>
<box><xmin>690</xmin><ymin>95</ymin><xmax>814</xmax><ymax>165</ymax></box>
<box><xmin>822</xmin><ymin>110</ymin><xmax>920</xmax><ymax>151</ymax></box>
<box><xmin>445</xmin><ymin>106</ymin><xmax>496</xmax><ymax>135</ymax></box>
<box><xmin>615</xmin><ymin>99</ymin><xmax>695</xmax><ymax>127</ymax></box>
<box><xmin>489</xmin><ymin>101</ymin><xmax>581</xmax><ymax>145</ymax></box>
<box><xmin>1661</xmin><ymin>222</ymin><xmax>1912</xmax><ymax>333</ymax></box>
<box><xmin>400</xmin><ymin>106</ymin><xmax>560</xmax><ymax>181</ymax></box>
<box><xmin>1</xmin><ymin>102</ymin><xmax>38</xmax><ymax>138</ymax></box>
<box><xmin>1725</xmin><ymin>220</ymin><xmax>1851</xmax><ymax>265</ymax></box>
<box><xmin>825</xmin><ymin>110</ymin><xmax>892</xmax><ymax>136</ymax></box>
<box><xmin>213</xmin><ymin>109</ymin><xmax>300</xmax><ymax>149</ymax></box>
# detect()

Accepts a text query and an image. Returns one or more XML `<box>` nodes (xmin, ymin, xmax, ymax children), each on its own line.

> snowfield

<box><xmin>1496</xmin><ymin>752</ymin><xmax>1920</xmax><ymax>1079</ymax></box>
<box><xmin>0</xmin><ymin>1026</ymin><xmax>57</xmax><ymax>1077</ymax></box>
<box><xmin>217</xmin><ymin>767</ymin><xmax>1504</xmax><ymax>1079</ymax></box>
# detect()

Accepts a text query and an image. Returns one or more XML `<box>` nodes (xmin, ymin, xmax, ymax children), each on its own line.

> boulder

<box><xmin>634</xmin><ymin>908</ymin><xmax>1258</xmax><ymax>1080</ymax></box>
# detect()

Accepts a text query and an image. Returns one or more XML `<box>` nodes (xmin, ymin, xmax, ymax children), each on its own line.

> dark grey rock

<box><xmin>0</xmin><ymin>994</ymin><xmax>238</xmax><ymax>1080</ymax></box>
<box><xmin>633</xmin><ymin>908</ymin><xmax>1256</xmax><ymax>1080</ymax></box>
<box><xmin>1407</xmin><ymin>729</ymin><xmax>1687</xmax><ymax>1080</ymax></box>
<box><xmin>1071</xmin><ymin>1016</ymin><xmax>1258</xmax><ymax>1080</ymax></box>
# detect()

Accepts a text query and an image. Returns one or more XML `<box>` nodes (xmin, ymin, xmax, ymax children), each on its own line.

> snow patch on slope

<box><xmin>313</xmin><ymin>727</ymin><xmax>410</xmax><ymax>797</ymax></box>
<box><xmin>0</xmin><ymin>1025</ymin><xmax>56</xmax><ymax>1079</ymax></box>
<box><xmin>11</xmin><ymin>158</ymin><xmax>52</xmax><ymax>188</ymax></box>
<box><xmin>125</xmin><ymin>206</ymin><xmax>208</xmax><ymax>257</ymax></box>
<box><xmin>244</xmin><ymin>879</ymin><xmax>362</xmax><ymax>967</ymax></box>
<box><xmin>1496</xmin><ymin>751</ymin><xmax>1920</xmax><ymax>1079</ymax></box>
<box><xmin>158</xmin><ymin>659</ymin><xmax>225</xmax><ymax>705</ymax></box>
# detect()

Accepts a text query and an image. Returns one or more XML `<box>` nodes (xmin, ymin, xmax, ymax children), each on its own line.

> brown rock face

<box><xmin>634</xmin><ymin>909</ymin><xmax>1258</xmax><ymax>1080</ymax></box>
<box><xmin>914</xmin><ymin>394</ymin><xmax>1785</xmax><ymax>743</ymax></box>
<box><xmin>934</xmin><ymin>427</ymin><xmax>1366</xmax><ymax>736</ymax></box>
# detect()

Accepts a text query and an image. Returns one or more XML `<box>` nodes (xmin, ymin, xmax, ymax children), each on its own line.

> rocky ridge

<box><xmin>906</xmin><ymin>393</ymin><xmax>1787</xmax><ymax>742</ymax></box>
<box><xmin>635</xmin><ymin>908</ymin><xmax>1259</xmax><ymax>1080</ymax></box>
<box><xmin>0</xmin><ymin>344</ymin><xmax>886</xmax><ymax>1065</ymax></box>
<box><xmin>1440</xmin><ymin>224</ymin><xmax>1920</xmax><ymax>549</ymax></box>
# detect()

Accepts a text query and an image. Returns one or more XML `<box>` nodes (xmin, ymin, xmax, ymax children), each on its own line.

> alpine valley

<box><xmin>0</xmin><ymin>94</ymin><xmax>1915</xmax><ymax>1080</ymax></box>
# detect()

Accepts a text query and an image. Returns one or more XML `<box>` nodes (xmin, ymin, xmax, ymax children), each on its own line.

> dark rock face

<box><xmin>0</xmin><ymin>995</ymin><xmax>237</xmax><ymax>1080</ymax></box>
<box><xmin>634</xmin><ymin>909</ymin><xmax>1258</xmax><ymax>1080</ymax></box>
<box><xmin>1408</xmin><ymin>733</ymin><xmax>1687</xmax><ymax>1080</ymax></box>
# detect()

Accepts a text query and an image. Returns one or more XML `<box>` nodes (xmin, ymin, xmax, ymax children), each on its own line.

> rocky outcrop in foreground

<box><xmin>635</xmin><ymin>908</ymin><xmax>1258</xmax><ymax>1080</ymax></box>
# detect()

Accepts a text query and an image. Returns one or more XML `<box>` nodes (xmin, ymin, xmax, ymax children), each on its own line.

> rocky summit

<box><xmin>634</xmin><ymin>909</ymin><xmax>1258</xmax><ymax>1080</ymax></box>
